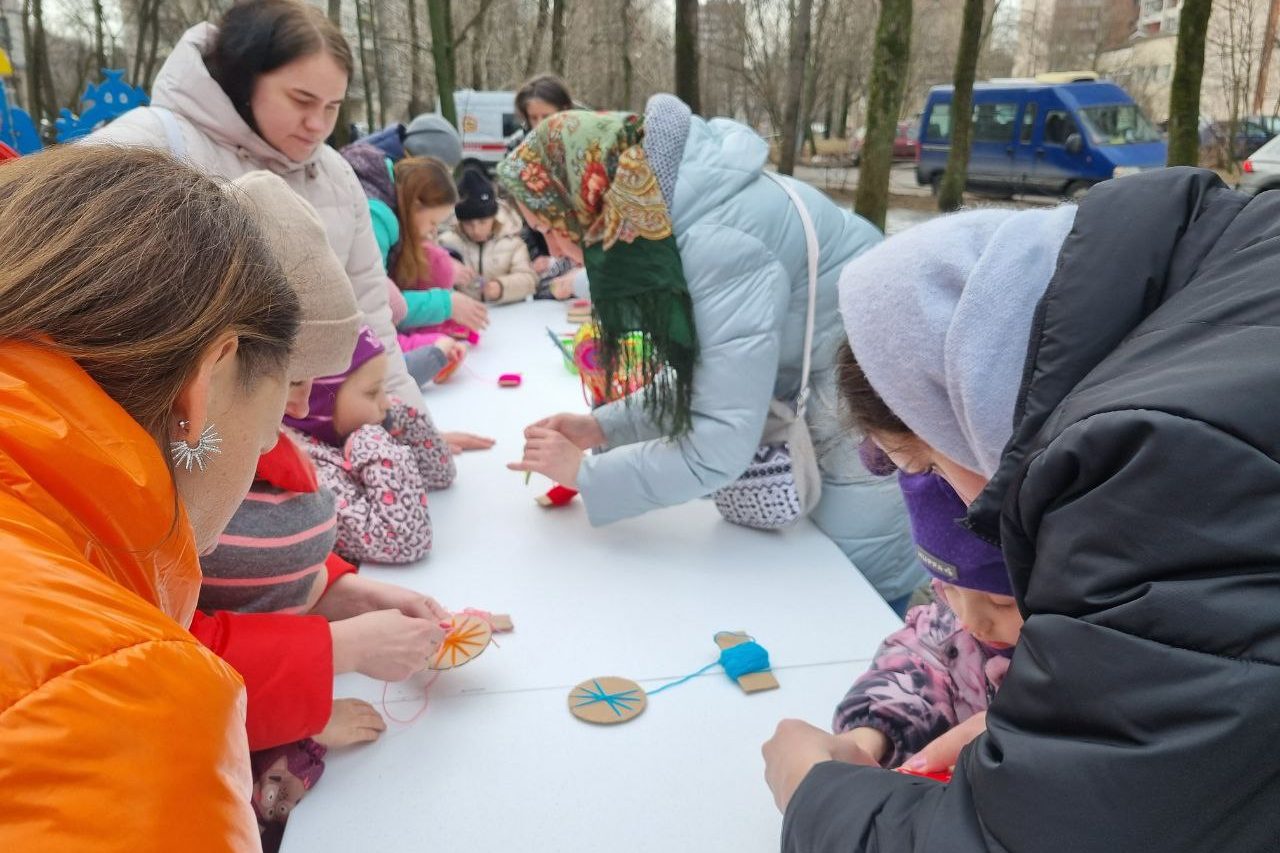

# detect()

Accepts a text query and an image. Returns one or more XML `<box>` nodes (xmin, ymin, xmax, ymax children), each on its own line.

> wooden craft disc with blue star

<box><xmin>568</xmin><ymin>676</ymin><xmax>647</xmax><ymax>725</ymax></box>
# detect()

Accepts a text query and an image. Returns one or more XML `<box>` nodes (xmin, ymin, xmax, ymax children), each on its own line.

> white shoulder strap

<box><xmin>152</xmin><ymin>106</ymin><xmax>187</xmax><ymax>160</ymax></box>
<box><xmin>763</xmin><ymin>171</ymin><xmax>820</xmax><ymax>417</ymax></box>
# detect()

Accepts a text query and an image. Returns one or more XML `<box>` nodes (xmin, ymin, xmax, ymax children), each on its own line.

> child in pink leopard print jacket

<box><xmin>832</xmin><ymin>470</ymin><xmax>1022</xmax><ymax>769</ymax></box>
<box><xmin>284</xmin><ymin>327</ymin><xmax>455</xmax><ymax>564</ymax></box>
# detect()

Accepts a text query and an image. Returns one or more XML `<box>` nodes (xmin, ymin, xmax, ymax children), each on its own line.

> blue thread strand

<box><xmin>645</xmin><ymin>660</ymin><xmax>721</xmax><ymax>697</ymax></box>
<box><xmin>645</xmin><ymin>637</ymin><xmax>772</xmax><ymax>697</ymax></box>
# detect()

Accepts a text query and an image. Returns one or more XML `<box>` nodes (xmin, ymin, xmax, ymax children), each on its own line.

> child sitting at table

<box><xmin>342</xmin><ymin>144</ymin><xmax>488</xmax><ymax>379</ymax></box>
<box><xmin>439</xmin><ymin>167</ymin><xmax>542</xmax><ymax>304</ymax></box>
<box><xmin>831</xmin><ymin>465</ymin><xmax>1022</xmax><ymax>770</ymax></box>
<box><xmin>284</xmin><ymin>326</ymin><xmax>456</xmax><ymax>564</ymax></box>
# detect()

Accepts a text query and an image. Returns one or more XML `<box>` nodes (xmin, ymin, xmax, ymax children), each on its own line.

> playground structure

<box><xmin>0</xmin><ymin>49</ymin><xmax>148</xmax><ymax>154</ymax></box>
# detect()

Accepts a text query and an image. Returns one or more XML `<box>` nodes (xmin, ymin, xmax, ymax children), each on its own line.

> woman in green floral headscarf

<box><xmin>499</xmin><ymin>109</ymin><xmax>698</xmax><ymax>432</ymax></box>
<box><xmin>500</xmin><ymin>96</ymin><xmax>922</xmax><ymax>613</ymax></box>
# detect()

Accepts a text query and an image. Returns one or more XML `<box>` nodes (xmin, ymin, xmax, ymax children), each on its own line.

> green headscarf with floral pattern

<box><xmin>496</xmin><ymin>110</ymin><xmax>697</xmax><ymax>434</ymax></box>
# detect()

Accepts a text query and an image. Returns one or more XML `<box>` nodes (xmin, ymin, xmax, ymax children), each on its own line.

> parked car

<box><xmin>1199</xmin><ymin>118</ymin><xmax>1274</xmax><ymax>165</ymax></box>
<box><xmin>1237</xmin><ymin>132</ymin><xmax>1280</xmax><ymax>195</ymax></box>
<box><xmin>916</xmin><ymin>79</ymin><xmax>1166</xmax><ymax>198</ymax></box>
<box><xmin>850</xmin><ymin>119</ymin><xmax>919</xmax><ymax>166</ymax></box>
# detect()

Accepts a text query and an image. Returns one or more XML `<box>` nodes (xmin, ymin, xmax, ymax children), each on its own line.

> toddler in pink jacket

<box><xmin>832</xmin><ymin>470</ymin><xmax>1021</xmax><ymax>769</ymax></box>
<box><xmin>284</xmin><ymin>327</ymin><xmax>456</xmax><ymax>564</ymax></box>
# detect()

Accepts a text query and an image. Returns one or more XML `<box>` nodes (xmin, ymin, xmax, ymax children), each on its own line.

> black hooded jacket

<box><xmin>784</xmin><ymin>168</ymin><xmax>1280</xmax><ymax>852</ymax></box>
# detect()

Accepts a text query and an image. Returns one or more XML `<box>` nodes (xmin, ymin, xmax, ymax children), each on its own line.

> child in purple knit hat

<box><xmin>284</xmin><ymin>326</ymin><xmax>457</xmax><ymax>564</ymax></box>
<box><xmin>831</xmin><ymin>470</ymin><xmax>1023</xmax><ymax>770</ymax></box>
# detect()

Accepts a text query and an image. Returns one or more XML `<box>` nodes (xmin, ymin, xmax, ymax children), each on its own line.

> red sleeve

<box><xmin>188</xmin><ymin>609</ymin><xmax>334</xmax><ymax>751</ymax></box>
<box><xmin>325</xmin><ymin>551</ymin><xmax>358</xmax><ymax>591</ymax></box>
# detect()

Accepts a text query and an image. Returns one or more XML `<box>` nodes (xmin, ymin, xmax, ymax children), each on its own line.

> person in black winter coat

<box><xmin>764</xmin><ymin>167</ymin><xmax>1280</xmax><ymax>852</ymax></box>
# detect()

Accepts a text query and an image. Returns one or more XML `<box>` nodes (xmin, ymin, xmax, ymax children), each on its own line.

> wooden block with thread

<box><xmin>488</xmin><ymin>613</ymin><xmax>514</xmax><ymax>632</ymax></box>
<box><xmin>715</xmin><ymin>631</ymin><xmax>778</xmax><ymax>694</ymax></box>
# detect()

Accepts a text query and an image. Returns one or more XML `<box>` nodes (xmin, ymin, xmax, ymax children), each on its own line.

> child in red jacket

<box><xmin>197</xmin><ymin>427</ymin><xmax>451</xmax><ymax>828</ymax></box>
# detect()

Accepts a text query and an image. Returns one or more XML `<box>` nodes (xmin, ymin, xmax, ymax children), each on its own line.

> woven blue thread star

<box><xmin>572</xmin><ymin>680</ymin><xmax>642</xmax><ymax>717</ymax></box>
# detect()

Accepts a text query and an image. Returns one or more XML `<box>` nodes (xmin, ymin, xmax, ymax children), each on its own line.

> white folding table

<box><xmin>282</xmin><ymin>300</ymin><xmax>900</xmax><ymax>852</ymax></box>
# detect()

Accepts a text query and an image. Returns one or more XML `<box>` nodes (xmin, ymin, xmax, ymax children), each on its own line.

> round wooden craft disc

<box><xmin>427</xmin><ymin>614</ymin><xmax>493</xmax><ymax>671</ymax></box>
<box><xmin>568</xmin><ymin>676</ymin><xmax>647</xmax><ymax>725</ymax></box>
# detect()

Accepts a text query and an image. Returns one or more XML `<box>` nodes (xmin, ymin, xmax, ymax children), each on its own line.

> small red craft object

<box><xmin>895</xmin><ymin>766</ymin><xmax>953</xmax><ymax>783</ymax></box>
<box><xmin>432</xmin><ymin>343</ymin><xmax>468</xmax><ymax>384</ymax></box>
<box><xmin>535</xmin><ymin>485</ymin><xmax>579</xmax><ymax>508</ymax></box>
<box><xmin>498</xmin><ymin>373</ymin><xmax>522</xmax><ymax>387</ymax></box>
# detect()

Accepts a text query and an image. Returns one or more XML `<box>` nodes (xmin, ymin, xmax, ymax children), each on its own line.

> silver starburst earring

<box><xmin>171</xmin><ymin>420</ymin><xmax>222</xmax><ymax>473</ymax></box>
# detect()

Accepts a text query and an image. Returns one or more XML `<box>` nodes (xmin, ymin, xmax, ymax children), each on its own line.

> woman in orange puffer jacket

<box><xmin>0</xmin><ymin>146</ymin><xmax>301</xmax><ymax>851</ymax></box>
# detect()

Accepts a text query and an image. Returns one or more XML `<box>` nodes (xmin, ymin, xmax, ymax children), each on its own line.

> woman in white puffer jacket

<box><xmin>94</xmin><ymin>0</ymin><xmax>422</xmax><ymax>411</ymax></box>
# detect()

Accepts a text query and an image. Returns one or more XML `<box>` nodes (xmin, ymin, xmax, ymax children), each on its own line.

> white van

<box><xmin>447</xmin><ymin>90</ymin><xmax>521</xmax><ymax>171</ymax></box>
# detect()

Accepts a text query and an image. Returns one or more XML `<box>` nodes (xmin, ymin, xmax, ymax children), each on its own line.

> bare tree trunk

<box><xmin>800</xmin><ymin>0</ymin><xmax>831</xmax><ymax>158</ymax></box>
<box><xmin>406</xmin><ymin>0</ymin><xmax>428</xmax><ymax>116</ymax></box>
<box><xmin>621</xmin><ymin>0</ymin><xmax>635</xmax><ymax>111</ymax></box>
<box><xmin>369</xmin><ymin>0</ymin><xmax>389</xmax><ymax>126</ymax></box>
<box><xmin>1256</xmin><ymin>0</ymin><xmax>1280</xmax><ymax>113</ymax></box>
<box><xmin>525</xmin><ymin>0</ymin><xmax>550</xmax><ymax>78</ymax></box>
<box><xmin>854</xmin><ymin>0</ymin><xmax>912</xmax><ymax>231</ymax></box>
<box><xmin>937</xmin><ymin>0</ymin><xmax>984</xmax><ymax>212</ymax></box>
<box><xmin>674</xmin><ymin>0</ymin><xmax>701</xmax><ymax>113</ymax></box>
<box><xmin>778</xmin><ymin>0</ymin><xmax>813</xmax><ymax>174</ymax></box>
<box><xmin>92</xmin><ymin>0</ymin><xmax>106</xmax><ymax>73</ymax></box>
<box><xmin>470</xmin><ymin>1</ymin><xmax>490</xmax><ymax>89</ymax></box>
<box><xmin>130</xmin><ymin>0</ymin><xmax>146</xmax><ymax>83</ymax></box>
<box><xmin>1168</xmin><ymin>0</ymin><xmax>1213</xmax><ymax>166</ymax></box>
<box><xmin>31</xmin><ymin>0</ymin><xmax>55</xmax><ymax>125</ymax></box>
<box><xmin>428</xmin><ymin>0</ymin><xmax>457</xmax><ymax>126</ymax></box>
<box><xmin>142</xmin><ymin>0</ymin><xmax>162</xmax><ymax>88</ymax></box>
<box><xmin>550</xmin><ymin>0</ymin><xmax>568</xmax><ymax>76</ymax></box>
<box><xmin>837</xmin><ymin>72</ymin><xmax>851</xmax><ymax>138</ymax></box>
<box><xmin>21</xmin><ymin>0</ymin><xmax>40</xmax><ymax>119</ymax></box>
<box><xmin>355</xmin><ymin>0</ymin><xmax>376</xmax><ymax>131</ymax></box>
<box><xmin>328</xmin><ymin>0</ymin><xmax>354</xmax><ymax>146</ymax></box>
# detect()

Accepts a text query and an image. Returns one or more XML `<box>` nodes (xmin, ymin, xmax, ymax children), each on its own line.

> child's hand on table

<box><xmin>332</xmin><ymin>609</ymin><xmax>447</xmax><ymax>681</ymax></box>
<box><xmin>432</xmin><ymin>336</ymin><xmax>459</xmax><ymax>359</ymax></box>
<box><xmin>450</xmin><ymin>291</ymin><xmax>489</xmax><ymax>331</ymax></box>
<box><xmin>549</xmin><ymin>274</ymin><xmax>575</xmax><ymax>300</ymax></box>
<box><xmin>314</xmin><ymin>699</ymin><xmax>386</xmax><ymax>748</ymax></box>
<box><xmin>442</xmin><ymin>431</ymin><xmax>495</xmax><ymax>453</ymax></box>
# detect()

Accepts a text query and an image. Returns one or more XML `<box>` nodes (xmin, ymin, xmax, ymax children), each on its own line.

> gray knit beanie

<box><xmin>231</xmin><ymin>172</ymin><xmax>361</xmax><ymax>382</ymax></box>
<box><xmin>404</xmin><ymin>113</ymin><xmax>463</xmax><ymax>168</ymax></box>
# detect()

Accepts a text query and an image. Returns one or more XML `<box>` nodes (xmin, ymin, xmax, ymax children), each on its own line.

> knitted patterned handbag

<box><xmin>712</xmin><ymin>173</ymin><xmax>823</xmax><ymax>530</ymax></box>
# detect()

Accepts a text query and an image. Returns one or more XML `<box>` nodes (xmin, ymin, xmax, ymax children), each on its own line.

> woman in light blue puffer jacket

<box><xmin>499</xmin><ymin>96</ymin><xmax>921</xmax><ymax>610</ymax></box>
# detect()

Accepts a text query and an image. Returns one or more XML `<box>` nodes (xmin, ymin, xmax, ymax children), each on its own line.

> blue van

<box><xmin>916</xmin><ymin>80</ymin><xmax>1166</xmax><ymax>198</ymax></box>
